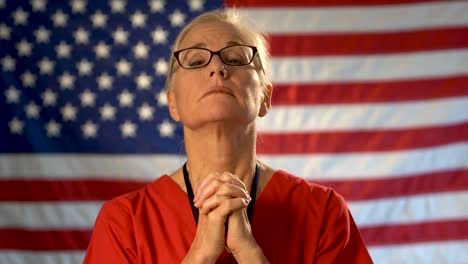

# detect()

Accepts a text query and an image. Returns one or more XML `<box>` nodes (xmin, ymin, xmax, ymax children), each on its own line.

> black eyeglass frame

<box><xmin>172</xmin><ymin>45</ymin><xmax>260</xmax><ymax>70</ymax></box>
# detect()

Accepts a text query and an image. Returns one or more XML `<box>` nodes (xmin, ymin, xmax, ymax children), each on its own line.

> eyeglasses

<box><xmin>173</xmin><ymin>45</ymin><xmax>258</xmax><ymax>70</ymax></box>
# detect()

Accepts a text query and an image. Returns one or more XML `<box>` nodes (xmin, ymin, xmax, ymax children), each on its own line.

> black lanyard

<box><xmin>183</xmin><ymin>162</ymin><xmax>259</xmax><ymax>225</ymax></box>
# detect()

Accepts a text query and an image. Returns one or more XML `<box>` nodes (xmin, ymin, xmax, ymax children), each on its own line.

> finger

<box><xmin>220</xmin><ymin>171</ymin><xmax>246</xmax><ymax>190</ymax></box>
<box><xmin>195</xmin><ymin>172</ymin><xmax>246</xmax><ymax>203</ymax></box>
<box><xmin>195</xmin><ymin>173</ymin><xmax>237</xmax><ymax>205</ymax></box>
<box><xmin>208</xmin><ymin>197</ymin><xmax>250</xmax><ymax>218</ymax></box>
<box><xmin>194</xmin><ymin>172</ymin><xmax>220</xmax><ymax>202</ymax></box>
<box><xmin>199</xmin><ymin>191</ymin><xmax>250</xmax><ymax>214</ymax></box>
<box><xmin>195</xmin><ymin>181</ymin><xmax>251</xmax><ymax>208</ymax></box>
<box><xmin>195</xmin><ymin>178</ymin><xmax>223</xmax><ymax>206</ymax></box>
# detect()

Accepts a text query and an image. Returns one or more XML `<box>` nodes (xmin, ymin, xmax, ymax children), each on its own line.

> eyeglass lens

<box><xmin>178</xmin><ymin>46</ymin><xmax>254</xmax><ymax>69</ymax></box>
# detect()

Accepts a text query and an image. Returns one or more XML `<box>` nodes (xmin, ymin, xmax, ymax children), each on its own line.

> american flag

<box><xmin>0</xmin><ymin>0</ymin><xmax>467</xmax><ymax>263</ymax></box>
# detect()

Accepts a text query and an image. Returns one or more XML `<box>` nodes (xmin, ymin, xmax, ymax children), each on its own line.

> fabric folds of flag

<box><xmin>0</xmin><ymin>0</ymin><xmax>467</xmax><ymax>263</ymax></box>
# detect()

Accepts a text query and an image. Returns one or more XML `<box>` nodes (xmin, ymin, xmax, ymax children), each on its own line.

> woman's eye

<box><xmin>188</xmin><ymin>60</ymin><xmax>204</xmax><ymax>66</ymax></box>
<box><xmin>187</xmin><ymin>57</ymin><xmax>207</xmax><ymax>67</ymax></box>
<box><xmin>227</xmin><ymin>59</ymin><xmax>242</xmax><ymax>64</ymax></box>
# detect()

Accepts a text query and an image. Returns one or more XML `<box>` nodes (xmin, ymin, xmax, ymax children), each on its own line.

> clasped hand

<box><xmin>185</xmin><ymin>171</ymin><xmax>258</xmax><ymax>263</ymax></box>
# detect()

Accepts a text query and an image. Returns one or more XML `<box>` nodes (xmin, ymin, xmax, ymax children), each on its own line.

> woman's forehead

<box><xmin>179</xmin><ymin>21</ymin><xmax>252</xmax><ymax>49</ymax></box>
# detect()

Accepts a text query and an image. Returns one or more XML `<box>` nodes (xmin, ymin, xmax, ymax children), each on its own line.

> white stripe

<box><xmin>269</xmin><ymin>49</ymin><xmax>468</xmax><ymax>83</ymax></box>
<box><xmin>0</xmin><ymin>202</ymin><xmax>102</xmax><ymax>229</ymax></box>
<box><xmin>349</xmin><ymin>191</ymin><xmax>468</xmax><ymax>227</ymax></box>
<box><xmin>260</xmin><ymin>143</ymin><xmax>468</xmax><ymax>180</ymax></box>
<box><xmin>0</xmin><ymin>192</ymin><xmax>466</xmax><ymax>229</ymax></box>
<box><xmin>368</xmin><ymin>240</ymin><xmax>468</xmax><ymax>264</ymax></box>
<box><xmin>1</xmin><ymin>143</ymin><xmax>466</xmax><ymax>180</ymax></box>
<box><xmin>0</xmin><ymin>154</ymin><xmax>185</xmax><ymax>180</ymax></box>
<box><xmin>236</xmin><ymin>2</ymin><xmax>468</xmax><ymax>33</ymax></box>
<box><xmin>258</xmin><ymin>97</ymin><xmax>468</xmax><ymax>131</ymax></box>
<box><xmin>0</xmin><ymin>251</ymin><xmax>85</xmax><ymax>264</ymax></box>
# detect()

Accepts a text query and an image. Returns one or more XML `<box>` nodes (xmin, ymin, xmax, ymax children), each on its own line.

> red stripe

<box><xmin>314</xmin><ymin>169</ymin><xmax>468</xmax><ymax>201</ymax></box>
<box><xmin>0</xmin><ymin>229</ymin><xmax>91</xmax><ymax>250</ymax></box>
<box><xmin>271</xmin><ymin>75</ymin><xmax>468</xmax><ymax>105</ymax></box>
<box><xmin>0</xmin><ymin>180</ymin><xmax>147</xmax><ymax>201</ymax></box>
<box><xmin>270</xmin><ymin>27</ymin><xmax>468</xmax><ymax>56</ymax></box>
<box><xmin>2</xmin><ymin>219</ymin><xmax>466</xmax><ymax>250</ymax></box>
<box><xmin>361</xmin><ymin>219</ymin><xmax>468</xmax><ymax>246</ymax></box>
<box><xmin>257</xmin><ymin>123</ymin><xmax>468</xmax><ymax>154</ymax></box>
<box><xmin>1</xmin><ymin>170</ymin><xmax>466</xmax><ymax>202</ymax></box>
<box><xmin>226</xmin><ymin>0</ymin><xmax>443</xmax><ymax>7</ymax></box>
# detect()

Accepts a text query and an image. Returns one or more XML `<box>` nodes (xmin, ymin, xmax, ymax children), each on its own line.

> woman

<box><xmin>84</xmin><ymin>9</ymin><xmax>373</xmax><ymax>263</ymax></box>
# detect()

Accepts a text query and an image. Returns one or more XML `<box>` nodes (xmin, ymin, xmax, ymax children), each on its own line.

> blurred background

<box><xmin>0</xmin><ymin>0</ymin><xmax>467</xmax><ymax>263</ymax></box>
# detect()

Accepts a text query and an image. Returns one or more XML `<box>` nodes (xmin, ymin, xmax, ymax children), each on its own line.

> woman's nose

<box><xmin>210</xmin><ymin>69</ymin><xmax>226</xmax><ymax>77</ymax></box>
<box><xmin>208</xmin><ymin>56</ymin><xmax>227</xmax><ymax>78</ymax></box>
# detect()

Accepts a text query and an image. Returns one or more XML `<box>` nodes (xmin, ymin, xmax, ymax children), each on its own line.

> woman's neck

<box><xmin>183</xmin><ymin>123</ymin><xmax>257</xmax><ymax>193</ymax></box>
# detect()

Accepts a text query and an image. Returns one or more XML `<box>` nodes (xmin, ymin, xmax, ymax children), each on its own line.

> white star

<box><xmin>71</xmin><ymin>0</ymin><xmax>86</xmax><ymax>13</ymax></box>
<box><xmin>58</xmin><ymin>72</ymin><xmax>75</xmax><ymax>89</ymax></box>
<box><xmin>169</xmin><ymin>10</ymin><xmax>186</xmax><ymax>27</ymax></box>
<box><xmin>9</xmin><ymin>117</ymin><xmax>24</xmax><ymax>134</ymax></box>
<box><xmin>130</xmin><ymin>10</ymin><xmax>146</xmax><ymax>28</ymax></box>
<box><xmin>25</xmin><ymin>101</ymin><xmax>41</xmax><ymax>118</ymax></box>
<box><xmin>1</xmin><ymin>55</ymin><xmax>16</xmax><ymax>71</ymax></box>
<box><xmin>16</xmin><ymin>39</ymin><xmax>33</xmax><ymax>57</ymax></box>
<box><xmin>41</xmin><ymin>89</ymin><xmax>58</xmax><ymax>107</ymax></box>
<box><xmin>74</xmin><ymin>27</ymin><xmax>89</xmax><ymax>44</ymax></box>
<box><xmin>100</xmin><ymin>103</ymin><xmax>116</xmax><ymax>120</ymax></box>
<box><xmin>189</xmin><ymin>0</ymin><xmax>204</xmax><ymax>11</ymax></box>
<box><xmin>77</xmin><ymin>58</ymin><xmax>93</xmax><ymax>75</ymax></box>
<box><xmin>156</xmin><ymin>89</ymin><xmax>167</xmax><ymax>106</ymax></box>
<box><xmin>34</xmin><ymin>26</ymin><xmax>50</xmax><ymax>43</ymax></box>
<box><xmin>138</xmin><ymin>102</ymin><xmax>154</xmax><ymax>121</ymax></box>
<box><xmin>136</xmin><ymin>72</ymin><xmax>152</xmax><ymax>89</ymax></box>
<box><xmin>158</xmin><ymin>119</ymin><xmax>175</xmax><ymax>137</ymax></box>
<box><xmin>115</xmin><ymin>58</ymin><xmax>131</xmax><ymax>76</ymax></box>
<box><xmin>154</xmin><ymin>58</ymin><xmax>168</xmax><ymax>75</ymax></box>
<box><xmin>52</xmin><ymin>9</ymin><xmax>68</xmax><ymax>27</ymax></box>
<box><xmin>121</xmin><ymin>120</ymin><xmax>137</xmax><ymax>138</ymax></box>
<box><xmin>38</xmin><ymin>57</ymin><xmax>54</xmax><ymax>74</ymax></box>
<box><xmin>82</xmin><ymin>120</ymin><xmax>98</xmax><ymax>138</ymax></box>
<box><xmin>45</xmin><ymin>119</ymin><xmax>61</xmax><ymax>137</ymax></box>
<box><xmin>151</xmin><ymin>26</ymin><xmax>168</xmax><ymax>44</ymax></box>
<box><xmin>94</xmin><ymin>41</ymin><xmax>111</xmax><ymax>58</ymax></box>
<box><xmin>80</xmin><ymin>89</ymin><xmax>96</xmax><ymax>107</ymax></box>
<box><xmin>0</xmin><ymin>23</ymin><xmax>11</xmax><ymax>40</ymax></box>
<box><xmin>55</xmin><ymin>41</ymin><xmax>72</xmax><ymax>58</ymax></box>
<box><xmin>109</xmin><ymin>0</ymin><xmax>126</xmax><ymax>13</ymax></box>
<box><xmin>60</xmin><ymin>102</ymin><xmax>78</xmax><ymax>121</ymax></box>
<box><xmin>91</xmin><ymin>10</ymin><xmax>107</xmax><ymax>28</ymax></box>
<box><xmin>149</xmin><ymin>0</ymin><xmax>165</xmax><ymax>13</ymax></box>
<box><xmin>31</xmin><ymin>0</ymin><xmax>46</xmax><ymax>11</ymax></box>
<box><xmin>112</xmin><ymin>27</ymin><xmax>129</xmax><ymax>44</ymax></box>
<box><xmin>21</xmin><ymin>71</ymin><xmax>36</xmax><ymax>88</ymax></box>
<box><xmin>12</xmin><ymin>8</ymin><xmax>28</xmax><ymax>25</ymax></box>
<box><xmin>118</xmin><ymin>89</ymin><xmax>134</xmax><ymax>107</ymax></box>
<box><xmin>133</xmin><ymin>41</ymin><xmax>149</xmax><ymax>59</ymax></box>
<box><xmin>97</xmin><ymin>72</ymin><xmax>113</xmax><ymax>90</ymax></box>
<box><xmin>4</xmin><ymin>86</ymin><xmax>20</xmax><ymax>103</ymax></box>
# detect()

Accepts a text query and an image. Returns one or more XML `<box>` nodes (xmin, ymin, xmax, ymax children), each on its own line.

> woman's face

<box><xmin>167</xmin><ymin>21</ymin><xmax>271</xmax><ymax>130</ymax></box>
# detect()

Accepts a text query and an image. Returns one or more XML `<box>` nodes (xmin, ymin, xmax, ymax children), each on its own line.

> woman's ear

<box><xmin>258</xmin><ymin>83</ymin><xmax>273</xmax><ymax>117</ymax></box>
<box><xmin>166</xmin><ymin>88</ymin><xmax>181</xmax><ymax>122</ymax></box>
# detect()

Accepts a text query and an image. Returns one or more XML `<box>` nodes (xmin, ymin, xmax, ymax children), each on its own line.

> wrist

<box><xmin>183</xmin><ymin>242</ymin><xmax>219</xmax><ymax>264</ymax></box>
<box><xmin>232</xmin><ymin>240</ymin><xmax>269</xmax><ymax>264</ymax></box>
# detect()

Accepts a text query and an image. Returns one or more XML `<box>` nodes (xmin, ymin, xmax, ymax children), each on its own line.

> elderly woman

<box><xmin>84</xmin><ymin>9</ymin><xmax>372</xmax><ymax>264</ymax></box>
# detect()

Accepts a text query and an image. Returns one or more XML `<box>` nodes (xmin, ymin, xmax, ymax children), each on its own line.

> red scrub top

<box><xmin>84</xmin><ymin>170</ymin><xmax>373</xmax><ymax>263</ymax></box>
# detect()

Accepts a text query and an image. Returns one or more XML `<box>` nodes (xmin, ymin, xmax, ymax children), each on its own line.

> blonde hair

<box><xmin>165</xmin><ymin>9</ymin><xmax>271</xmax><ymax>90</ymax></box>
